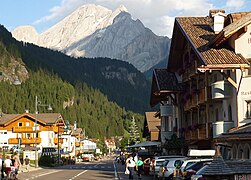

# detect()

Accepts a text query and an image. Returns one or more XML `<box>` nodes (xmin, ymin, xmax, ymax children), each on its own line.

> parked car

<box><xmin>158</xmin><ymin>158</ymin><xmax>212</xmax><ymax>180</ymax></box>
<box><xmin>183</xmin><ymin>161</ymin><xmax>212</xmax><ymax>179</ymax></box>
<box><xmin>83</xmin><ymin>156</ymin><xmax>90</xmax><ymax>162</ymax></box>
<box><xmin>191</xmin><ymin>164</ymin><xmax>209</xmax><ymax>180</ymax></box>
<box><xmin>157</xmin><ymin>157</ymin><xmax>188</xmax><ymax>179</ymax></box>
<box><xmin>151</xmin><ymin>155</ymin><xmax>187</xmax><ymax>176</ymax></box>
<box><xmin>10</xmin><ymin>145</ymin><xmax>23</xmax><ymax>153</ymax></box>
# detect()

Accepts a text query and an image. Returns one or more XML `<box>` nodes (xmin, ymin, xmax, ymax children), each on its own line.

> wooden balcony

<box><xmin>183</xmin><ymin>64</ymin><xmax>197</xmax><ymax>82</ymax></box>
<box><xmin>50</xmin><ymin>126</ymin><xmax>65</xmax><ymax>133</ymax></box>
<box><xmin>184</xmin><ymin>99</ymin><xmax>192</xmax><ymax>111</ymax></box>
<box><xmin>191</xmin><ymin>95</ymin><xmax>197</xmax><ymax>108</ymax></box>
<box><xmin>8</xmin><ymin>138</ymin><xmax>41</xmax><ymax>144</ymax></box>
<box><xmin>198</xmin><ymin>88</ymin><xmax>206</xmax><ymax>104</ymax></box>
<box><xmin>185</xmin><ymin>130</ymin><xmax>197</xmax><ymax>141</ymax></box>
<box><xmin>198</xmin><ymin>124</ymin><xmax>207</xmax><ymax>139</ymax></box>
<box><xmin>50</xmin><ymin>126</ymin><xmax>58</xmax><ymax>133</ymax></box>
<box><xmin>12</xmin><ymin>126</ymin><xmax>41</xmax><ymax>133</ymax></box>
<box><xmin>54</xmin><ymin>138</ymin><xmax>63</xmax><ymax>144</ymax></box>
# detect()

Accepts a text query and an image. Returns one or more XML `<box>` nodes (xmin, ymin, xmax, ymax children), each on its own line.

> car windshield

<box><xmin>185</xmin><ymin>161</ymin><xmax>211</xmax><ymax>171</ymax></box>
<box><xmin>196</xmin><ymin>165</ymin><xmax>209</xmax><ymax>175</ymax></box>
<box><xmin>156</xmin><ymin>159</ymin><xmax>167</xmax><ymax>166</ymax></box>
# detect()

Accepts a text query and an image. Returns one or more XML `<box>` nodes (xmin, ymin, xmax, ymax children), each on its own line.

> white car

<box><xmin>151</xmin><ymin>155</ymin><xmax>186</xmax><ymax>176</ymax></box>
<box><xmin>158</xmin><ymin>158</ymin><xmax>212</xmax><ymax>179</ymax></box>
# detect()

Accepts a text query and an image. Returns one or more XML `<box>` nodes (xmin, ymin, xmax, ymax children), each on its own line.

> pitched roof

<box><xmin>150</xmin><ymin>69</ymin><xmax>182</xmax><ymax>107</ymax></box>
<box><xmin>202</xmin><ymin>155</ymin><xmax>233</xmax><ymax>176</ymax></box>
<box><xmin>168</xmin><ymin>13</ymin><xmax>250</xmax><ymax>71</ymax></box>
<box><xmin>215</xmin><ymin>122</ymin><xmax>251</xmax><ymax>140</ymax></box>
<box><xmin>210</xmin><ymin>12</ymin><xmax>251</xmax><ymax>46</ymax></box>
<box><xmin>175</xmin><ymin>16</ymin><xmax>249</xmax><ymax>67</ymax></box>
<box><xmin>154</xmin><ymin>69</ymin><xmax>183</xmax><ymax>92</ymax></box>
<box><xmin>72</xmin><ymin>128</ymin><xmax>83</xmax><ymax>136</ymax></box>
<box><xmin>145</xmin><ymin>112</ymin><xmax>160</xmax><ymax>132</ymax></box>
<box><xmin>226</xmin><ymin>160</ymin><xmax>251</xmax><ymax>174</ymax></box>
<box><xmin>0</xmin><ymin>113</ymin><xmax>63</xmax><ymax>126</ymax></box>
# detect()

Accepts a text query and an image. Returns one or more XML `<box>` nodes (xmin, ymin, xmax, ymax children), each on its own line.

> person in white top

<box><xmin>126</xmin><ymin>155</ymin><xmax>136</xmax><ymax>179</ymax></box>
<box><xmin>4</xmin><ymin>155</ymin><xmax>12</xmax><ymax>179</ymax></box>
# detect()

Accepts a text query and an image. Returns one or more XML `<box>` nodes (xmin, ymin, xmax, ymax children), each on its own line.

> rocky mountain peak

<box><xmin>12</xmin><ymin>4</ymin><xmax>170</xmax><ymax>72</ymax></box>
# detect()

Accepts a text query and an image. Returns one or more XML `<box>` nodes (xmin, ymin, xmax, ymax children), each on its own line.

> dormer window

<box><xmin>209</xmin><ymin>10</ymin><xmax>226</xmax><ymax>34</ymax></box>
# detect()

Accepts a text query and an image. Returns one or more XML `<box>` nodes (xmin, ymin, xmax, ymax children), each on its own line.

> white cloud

<box><xmin>34</xmin><ymin>0</ymin><xmax>86</xmax><ymax>24</ymax></box>
<box><xmin>225</xmin><ymin>0</ymin><xmax>245</xmax><ymax>10</ymax></box>
<box><xmin>32</xmin><ymin>0</ymin><xmax>246</xmax><ymax>37</ymax></box>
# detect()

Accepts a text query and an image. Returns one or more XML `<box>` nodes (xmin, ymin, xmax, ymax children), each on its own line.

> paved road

<box><xmin>17</xmin><ymin>159</ymin><xmax>154</xmax><ymax>180</ymax></box>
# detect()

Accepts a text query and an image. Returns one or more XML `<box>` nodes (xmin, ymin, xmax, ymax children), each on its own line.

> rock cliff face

<box><xmin>12</xmin><ymin>4</ymin><xmax>170</xmax><ymax>72</ymax></box>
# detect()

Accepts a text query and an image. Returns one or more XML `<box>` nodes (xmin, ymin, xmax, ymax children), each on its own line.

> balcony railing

<box><xmin>160</xmin><ymin>105</ymin><xmax>173</xmax><ymax>116</ymax></box>
<box><xmin>198</xmin><ymin>124</ymin><xmax>207</xmax><ymax>139</ymax></box>
<box><xmin>8</xmin><ymin>138</ymin><xmax>41</xmax><ymax>144</ymax></box>
<box><xmin>211</xmin><ymin>80</ymin><xmax>232</xmax><ymax>99</ymax></box>
<box><xmin>12</xmin><ymin>126</ymin><xmax>41</xmax><ymax>133</ymax></box>
<box><xmin>213</xmin><ymin>121</ymin><xmax>234</xmax><ymax>138</ymax></box>
<box><xmin>184</xmin><ymin>99</ymin><xmax>191</xmax><ymax>111</ymax></box>
<box><xmin>183</xmin><ymin>63</ymin><xmax>197</xmax><ymax>82</ymax></box>
<box><xmin>198</xmin><ymin>88</ymin><xmax>206</xmax><ymax>104</ymax></box>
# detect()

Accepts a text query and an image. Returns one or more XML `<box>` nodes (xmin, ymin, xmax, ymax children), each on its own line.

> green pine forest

<box><xmin>0</xmin><ymin>25</ymin><xmax>147</xmax><ymax>141</ymax></box>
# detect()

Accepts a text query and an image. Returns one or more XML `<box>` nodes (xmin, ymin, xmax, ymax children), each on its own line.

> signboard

<box><xmin>23</xmin><ymin>151</ymin><xmax>36</xmax><ymax>160</ymax></box>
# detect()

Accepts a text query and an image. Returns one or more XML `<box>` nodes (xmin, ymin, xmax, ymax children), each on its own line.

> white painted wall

<box><xmin>236</xmin><ymin>74</ymin><xmax>251</xmax><ymax>126</ymax></box>
<box><xmin>235</xmin><ymin>24</ymin><xmax>251</xmax><ymax>59</ymax></box>
<box><xmin>40</xmin><ymin>131</ymin><xmax>55</xmax><ymax>148</ymax></box>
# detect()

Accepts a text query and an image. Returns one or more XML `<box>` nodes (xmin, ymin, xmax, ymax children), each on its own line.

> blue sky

<box><xmin>0</xmin><ymin>0</ymin><xmax>250</xmax><ymax>38</ymax></box>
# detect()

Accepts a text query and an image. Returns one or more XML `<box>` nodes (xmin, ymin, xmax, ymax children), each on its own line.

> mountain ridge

<box><xmin>12</xmin><ymin>4</ymin><xmax>170</xmax><ymax>73</ymax></box>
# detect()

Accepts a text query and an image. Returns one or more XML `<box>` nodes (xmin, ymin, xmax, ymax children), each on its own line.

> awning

<box><xmin>127</xmin><ymin>141</ymin><xmax>161</xmax><ymax>148</ymax></box>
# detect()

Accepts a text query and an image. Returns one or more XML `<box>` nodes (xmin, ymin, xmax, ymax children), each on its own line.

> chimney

<box><xmin>209</xmin><ymin>10</ymin><xmax>226</xmax><ymax>34</ymax></box>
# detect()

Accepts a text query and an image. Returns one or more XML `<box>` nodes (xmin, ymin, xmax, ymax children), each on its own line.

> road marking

<box><xmin>93</xmin><ymin>164</ymin><xmax>99</xmax><ymax>168</ymax></box>
<box><xmin>22</xmin><ymin>170</ymin><xmax>63</xmax><ymax>180</ymax></box>
<box><xmin>113</xmin><ymin>162</ymin><xmax>120</xmax><ymax>180</ymax></box>
<box><xmin>69</xmin><ymin>170</ymin><xmax>88</xmax><ymax>180</ymax></box>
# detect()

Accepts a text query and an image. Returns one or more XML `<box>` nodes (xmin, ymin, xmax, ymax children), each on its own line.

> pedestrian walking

<box><xmin>3</xmin><ymin>155</ymin><xmax>12</xmax><ymax>180</ymax></box>
<box><xmin>13</xmin><ymin>153</ymin><xmax>21</xmax><ymax>179</ymax></box>
<box><xmin>126</xmin><ymin>155</ymin><xmax>136</xmax><ymax>179</ymax></box>
<box><xmin>24</xmin><ymin>156</ymin><xmax>30</xmax><ymax>172</ymax></box>
<box><xmin>143</xmin><ymin>157</ymin><xmax>150</xmax><ymax>175</ymax></box>
<box><xmin>136</xmin><ymin>157</ymin><xmax>144</xmax><ymax>179</ymax></box>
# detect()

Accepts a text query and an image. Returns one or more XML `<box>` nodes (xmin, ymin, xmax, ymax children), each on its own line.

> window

<box><xmin>246</xmin><ymin>100</ymin><xmax>251</xmax><ymax>119</ymax></box>
<box><xmin>26</xmin><ymin>122</ymin><xmax>30</xmax><ymax>126</ymax></box>
<box><xmin>18</xmin><ymin>122</ymin><xmax>22</xmax><ymax>127</ymax></box>
<box><xmin>228</xmin><ymin>105</ymin><xmax>232</xmax><ymax>121</ymax></box>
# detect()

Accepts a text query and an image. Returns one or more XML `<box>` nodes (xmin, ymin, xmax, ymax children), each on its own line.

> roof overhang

<box><xmin>150</xmin><ymin>69</ymin><xmax>183</xmax><ymax>107</ymax></box>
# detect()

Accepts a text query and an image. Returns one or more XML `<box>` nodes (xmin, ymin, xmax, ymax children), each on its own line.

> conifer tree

<box><xmin>129</xmin><ymin>116</ymin><xmax>140</xmax><ymax>145</ymax></box>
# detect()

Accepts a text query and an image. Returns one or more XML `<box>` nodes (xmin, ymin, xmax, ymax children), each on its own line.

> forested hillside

<box><xmin>0</xmin><ymin>70</ymin><xmax>144</xmax><ymax>139</ymax></box>
<box><xmin>0</xmin><ymin>25</ymin><xmax>145</xmax><ymax>139</ymax></box>
<box><xmin>1</xmin><ymin>25</ymin><xmax>151</xmax><ymax>114</ymax></box>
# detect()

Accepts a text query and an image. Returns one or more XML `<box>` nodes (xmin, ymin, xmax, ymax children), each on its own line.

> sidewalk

<box><xmin>19</xmin><ymin>164</ymin><xmax>42</xmax><ymax>173</ymax></box>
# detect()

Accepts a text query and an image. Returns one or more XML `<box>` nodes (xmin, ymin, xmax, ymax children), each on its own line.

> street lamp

<box><xmin>34</xmin><ymin>95</ymin><xmax>52</xmax><ymax>168</ymax></box>
<box><xmin>57</xmin><ymin>120</ymin><xmax>70</xmax><ymax>166</ymax></box>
